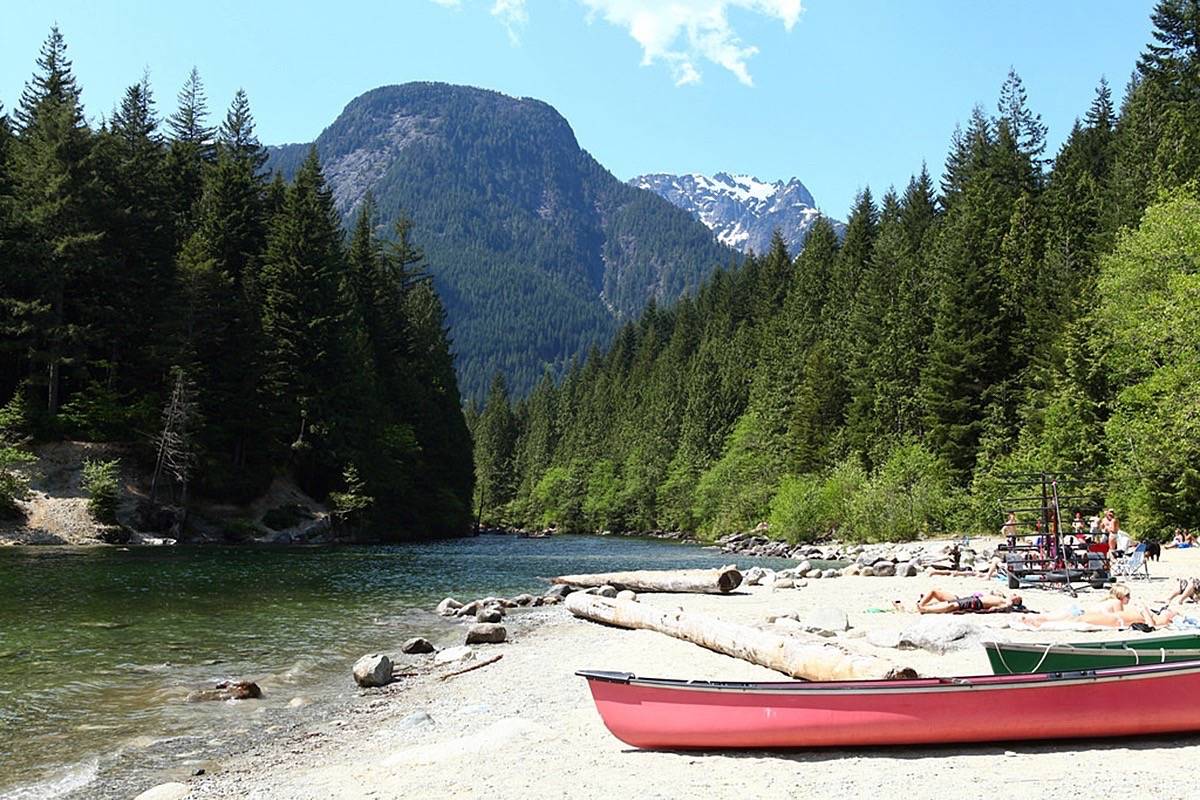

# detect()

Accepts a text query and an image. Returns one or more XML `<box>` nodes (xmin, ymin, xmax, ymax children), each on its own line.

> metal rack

<box><xmin>996</xmin><ymin>472</ymin><xmax>1109</xmax><ymax>597</ymax></box>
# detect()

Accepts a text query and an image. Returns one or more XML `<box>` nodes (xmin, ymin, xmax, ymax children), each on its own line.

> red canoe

<box><xmin>578</xmin><ymin>662</ymin><xmax>1200</xmax><ymax>749</ymax></box>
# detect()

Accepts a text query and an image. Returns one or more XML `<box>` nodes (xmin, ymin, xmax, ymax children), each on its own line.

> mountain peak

<box><xmin>631</xmin><ymin>171</ymin><xmax>833</xmax><ymax>254</ymax></box>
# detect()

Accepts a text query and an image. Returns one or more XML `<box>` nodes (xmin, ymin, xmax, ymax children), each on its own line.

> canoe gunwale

<box><xmin>577</xmin><ymin>659</ymin><xmax>1200</xmax><ymax>696</ymax></box>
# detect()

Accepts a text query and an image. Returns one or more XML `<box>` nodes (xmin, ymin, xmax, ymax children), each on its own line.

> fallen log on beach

<box><xmin>552</xmin><ymin>567</ymin><xmax>742</xmax><ymax>594</ymax></box>
<box><xmin>565</xmin><ymin>594</ymin><xmax>915</xmax><ymax>681</ymax></box>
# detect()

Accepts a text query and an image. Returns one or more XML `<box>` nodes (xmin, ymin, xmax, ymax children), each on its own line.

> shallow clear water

<box><xmin>0</xmin><ymin>535</ymin><xmax>787</xmax><ymax>798</ymax></box>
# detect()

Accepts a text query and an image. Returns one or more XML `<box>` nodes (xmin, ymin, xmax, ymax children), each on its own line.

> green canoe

<box><xmin>985</xmin><ymin>634</ymin><xmax>1200</xmax><ymax>674</ymax></box>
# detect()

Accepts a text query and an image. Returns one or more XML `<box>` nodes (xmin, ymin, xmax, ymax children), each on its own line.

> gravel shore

<box><xmin>180</xmin><ymin>541</ymin><xmax>1200</xmax><ymax>800</ymax></box>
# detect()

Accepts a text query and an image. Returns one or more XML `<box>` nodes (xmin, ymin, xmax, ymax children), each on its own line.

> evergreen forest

<box><xmin>473</xmin><ymin>1</ymin><xmax>1200</xmax><ymax>544</ymax></box>
<box><xmin>0</xmin><ymin>30</ymin><xmax>474</xmax><ymax>536</ymax></box>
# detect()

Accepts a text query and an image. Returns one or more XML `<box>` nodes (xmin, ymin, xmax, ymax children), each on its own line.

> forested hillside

<box><xmin>0</xmin><ymin>31</ymin><xmax>473</xmax><ymax>537</ymax></box>
<box><xmin>474</xmin><ymin>2</ymin><xmax>1200</xmax><ymax>543</ymax></box>
<box><xmin>266</xmin><ymin>83</ymin><xmax>736</xmax><ymax>400</ymax></box>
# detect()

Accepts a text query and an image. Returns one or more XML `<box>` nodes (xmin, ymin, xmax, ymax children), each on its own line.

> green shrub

<box><xmin>0</xmin><ymin>445</ymin><xmax>35</xmax><ymax>519</ymax></box>
<box><xmin>58</xmin><ymin>383</ymin><xmax>156</xmax><ymax>442</ymax></box>
<box><xmin>531</xmin><ymin>465</ymin><xmax>583</xmax><ymax>531</ymax></box>
<box><xmin>329</xmin><ymin>464</ymin><xmax>374</xmax><ymax>527</ymax></box>
<box><xmin>81</xmin><ymin>458</ymin><xmax>121</xmax><ymax>524</ymax></box>
<box><xmin>692</xmin><ymin>413</ymin><xmax>781</xmax><ymax>537</ymax></box>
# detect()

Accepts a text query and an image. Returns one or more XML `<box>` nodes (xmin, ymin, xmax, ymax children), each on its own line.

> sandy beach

<box><xmin>179</xmin><ymin>541</ymin><xmax>1200</xmax><ymax>800</ymax></box>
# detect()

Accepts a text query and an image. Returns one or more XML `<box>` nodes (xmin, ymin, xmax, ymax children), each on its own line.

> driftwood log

<box><xmin>565</xmin><ymin>594</ymin><xmax>914</xmax><ymax>681</ymax></box>
<box><xmin>552</xmin><ymin>567</ymin><xmax>742</xmax><ymax>594</ymax></box>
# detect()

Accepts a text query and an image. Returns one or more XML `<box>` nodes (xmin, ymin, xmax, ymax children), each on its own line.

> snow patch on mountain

<box><xmin>630</xmin><ymin>172</ymin><xmax>841</xmax><ymax>255</ymax></box>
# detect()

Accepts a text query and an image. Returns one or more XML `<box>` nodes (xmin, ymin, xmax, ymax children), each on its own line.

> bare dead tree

<box><xmin>150</xmin><ymin>368</ymin><xmax>200</xmax><ymax>509</ymax></box>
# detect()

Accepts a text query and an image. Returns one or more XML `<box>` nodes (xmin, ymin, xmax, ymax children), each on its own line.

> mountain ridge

<box><xmin>266</xmin><ymin>82</ymin><xmax>736</xmax><ymax>400</ymax></box>
<box><xmin>631</xmin><ymin>171</ymin><xmax>843</xmax><ymax>256</ymax></box>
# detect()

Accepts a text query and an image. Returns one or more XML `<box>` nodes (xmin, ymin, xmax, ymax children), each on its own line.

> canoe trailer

<box><xmin>996</xmin><ymin>471</ymin><xmax>1111</xmax><ymax>596</ymax></box>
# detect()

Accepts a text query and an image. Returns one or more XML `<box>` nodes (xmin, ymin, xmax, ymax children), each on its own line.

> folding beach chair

<box><xmin>1112</xmin><ymin>542</ymin><xmax>1150</xmax><ymax>580</ymax></box>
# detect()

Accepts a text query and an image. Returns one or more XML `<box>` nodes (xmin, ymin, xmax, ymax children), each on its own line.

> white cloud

<box><xmin>492</xmin><ymin>0</ymin><xmax>529</xmax><ymax>45</ymax></box>
<box><xmin>429</xmin><ymin>0</ymin><xmax>801</xmax><ymax>83</ymax></box>
<box><xmin>579</xmin><ymin>0</ymin><xmax>802</xmax><ymax>87</ymax></box>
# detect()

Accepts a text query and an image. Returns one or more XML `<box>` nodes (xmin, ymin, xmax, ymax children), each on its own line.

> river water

<box><xmin>0</xmin><ymin>535</ymin><xmax>789</xmax><ymax>798</ymax></box>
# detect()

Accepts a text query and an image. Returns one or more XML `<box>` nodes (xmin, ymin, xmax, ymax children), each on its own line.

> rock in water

<box><xmin>465</xmin><ymin>623</ymin><xmax>507</xmax><ymax>644</ymax></box>
<box><xmin>401</xmin><ymin>637</ymin><xmax>436</xmax><ymax>655</ymax></box>
<box><xmin>435</xmin><ymin>645</ymin><xmax>474</xmax><ymax>664</ymax></box>
<box><xmin>185</xmin><ymin>680</ymin><xmax>262</xmax><ymax>702</ymax></box>
<box><xmin>133</xmin><ymin>783</ymin><xmax>191</xmax><ymax>800</ymax></box>
<box><xmin>802</xmin><ymin>607</ymin><xmax>850</xmax><ymax>634</ymax></box>
<box><xmin>436</xmin><ymin>597</ymin><xmax>463</xmax><ymax>616</ymax></box>
<box><xmin>352</xmin><ymin>654</ymin><xmax>393</xmax><ymax>687</ymax></box>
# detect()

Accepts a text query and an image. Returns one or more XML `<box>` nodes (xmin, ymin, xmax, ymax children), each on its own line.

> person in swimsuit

<box><xmin>1165</xmin><ymin>577</ymin><xmax>1200</xmax><ymax>605</ymax></box>
<box><xmin>915</xmin><ymin>588</ymin><xmax>1023</xmax><ymax>614</ymax></box>
<box><xmin>1018</xmin><ymin>585</ymin><xmax>1136</xmax><ymax>627</ymax></box>
<box><xmin>1100</xmin><ymin>508</ymin><xmax>1121</xmax><ymax>564</ymax></box>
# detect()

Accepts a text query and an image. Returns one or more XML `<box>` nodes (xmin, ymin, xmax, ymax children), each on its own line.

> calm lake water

<box><xmin>0</xmin><ymin>535</ymin><xmax>788</xmax><ymax>799</ymax></box>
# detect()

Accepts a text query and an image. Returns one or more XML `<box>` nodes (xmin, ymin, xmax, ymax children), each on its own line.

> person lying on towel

<box><xmin>1018</xmin><ymin>585</ymin><xmax>1178</xmax><ymax>629</ymax></box>
<box><xmin>913</xmin><ymin>588</ymin><xmax>1025</xmax><ymax>614</ymax></box>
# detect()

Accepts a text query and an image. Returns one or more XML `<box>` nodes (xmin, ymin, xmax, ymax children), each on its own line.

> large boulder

<box><xmin>615</xmin><ymin>590</ymin><xmax>637</xmax><ymax>602</ymax></box>
<box><xmin>401</xmin><ymin>637</ymin><xmax>436</xmax><ymax>655</ymax></box>
<box><xmin>512</xmin><ymin>594</ymin><xmax>535</xmax><ymax>606</ymax></box>
<box><xmin>465</xmin><ymin>623</ymin><xmax>507</xmax><ymax>644</ymax></box>
<box><xmin>898</xmin><ymin>617</ymin><xmax>983</xmax><ymax>654</ymax></box>
<box><xmin>435</xmin><ymin>645</ymin><xmax>474</xmax><ymax>664</ymax></box>
<box><xmin>133</xmin><ymin>784</ymin><xmax>191</xmax><ymax>800</ymax></box>
<box><xmin>872</xmin><ymin>561</ymin><xmax>897</xmax><ymax>577</ymax></box>
<box><xmin>544</xmin><ymin>584</ymin><xmax>573</xmax><ymax>600</ymax></box>
<box><xmin>476</xmin><ymin>607</ymin><xmax>504</xmax><ymax>623</ymax></box>
<box><xmin>802</xmin><ymin>607</ymin><xmax>850</xmax><ymax>635</ymax></box>
<box><xmin>436</xmin><ymin>597</ymin><xmax>463</xmax><ymax>616</ymax></box>
<box><xmin>352</xmin><ymin>654</ymin><xmax>393</xmax><ymax>687</ymax></box>
<box><xmin>455</xmin><ymin>600</ymin><xmax>483</xmax><ymax>617</ymax></box>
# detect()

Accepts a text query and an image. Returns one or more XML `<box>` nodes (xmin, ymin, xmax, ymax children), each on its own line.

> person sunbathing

<box><xmin>914</xmin><ymin>588</ymin><xmax>1025</xmax><ymax>614</ymax></box>
<box><xmin>1018</xmin><ymin>585</ymin><xmax>1130</xmax><ymax>626</ymax></box>
<box><xmin>1018</xmin><ymin>585</ymin><xmax>1178</xmax><ymax>628</ymax></box>
<box><xmin>1022</xmin><ymin>604</ymin><xmax>1177</xmax><ymax>629</ymax></box>
<box><xmin>1165</xmin><ymin>577</ymin><xmax>1200</xmax><ymax>605</ymax></box>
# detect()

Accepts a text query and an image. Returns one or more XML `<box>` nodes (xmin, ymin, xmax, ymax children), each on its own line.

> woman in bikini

<box><xmin>1019</xmin><ymin>584</ymin><xmax>1177</xmax><ymax>628</ymax></box>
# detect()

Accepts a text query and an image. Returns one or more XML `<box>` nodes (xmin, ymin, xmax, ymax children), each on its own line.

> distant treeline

<box><xmin>0</xmin><ymin>30</ymin><xmax>473</xmax><ymax>536</ymax></box>
<box><xmin>473</xmin><ymin>2</ymin><xmax>1200</xmax><ymax>543</ymax></box>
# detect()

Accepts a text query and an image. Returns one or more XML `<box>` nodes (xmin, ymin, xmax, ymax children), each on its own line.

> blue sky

<box><xmin>1</xmin><ymin>1</ymin><xmax>1156</xmax><ymax>217</ymax></box>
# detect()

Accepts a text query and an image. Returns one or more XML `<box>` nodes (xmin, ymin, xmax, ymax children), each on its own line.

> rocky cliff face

<box><xmin>267</xmin><ymin>83</ymin><xmax>734</xmax><ymax>400</ymax></box>
<box><xmin>631</xmin><ymin>172</ymin><xmax>843</xmax><ymax>256</ymax></box>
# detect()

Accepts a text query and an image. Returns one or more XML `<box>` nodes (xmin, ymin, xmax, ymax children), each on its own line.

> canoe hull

<box><xmin>578</xmin><ymin>663</ymin><xmax>1200</xmax><ymax>749</ymax></box>
<box><xmin>986</xmin><ymin>635</ymin><xmax>1200</xmax><ymax>674</ymax></box>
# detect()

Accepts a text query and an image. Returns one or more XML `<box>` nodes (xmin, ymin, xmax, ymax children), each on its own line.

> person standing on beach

<box><xmin>1101</xmin><ymin>508</ymin><xmax>1121</xmax><ymax>564</ymax></box>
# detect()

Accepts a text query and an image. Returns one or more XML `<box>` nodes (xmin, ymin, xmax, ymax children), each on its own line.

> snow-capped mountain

<box><xmin>630</xmin><ymin>172</ymin><xmax>841</xmax><ymax>256</ymax></box>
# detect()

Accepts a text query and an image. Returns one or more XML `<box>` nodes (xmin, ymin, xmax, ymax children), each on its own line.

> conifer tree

<box><xmin>474</xmin><ymin>373</ymin><xmax>517</xmax><ymax>525</ymax></box>
<box><xmin>12</xmin><ymin>27</ymin><xmax>100</xmax><ymax>414</ymax></box>
<box><xmin>259</xmin><ymin>147</ymin><xmax>352</xmax><ymax>485</ymax></box>
<box><xmin>165</xmin><ymin>68</ymin><xmax>215</xmax><ymax>237</ymax></box>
